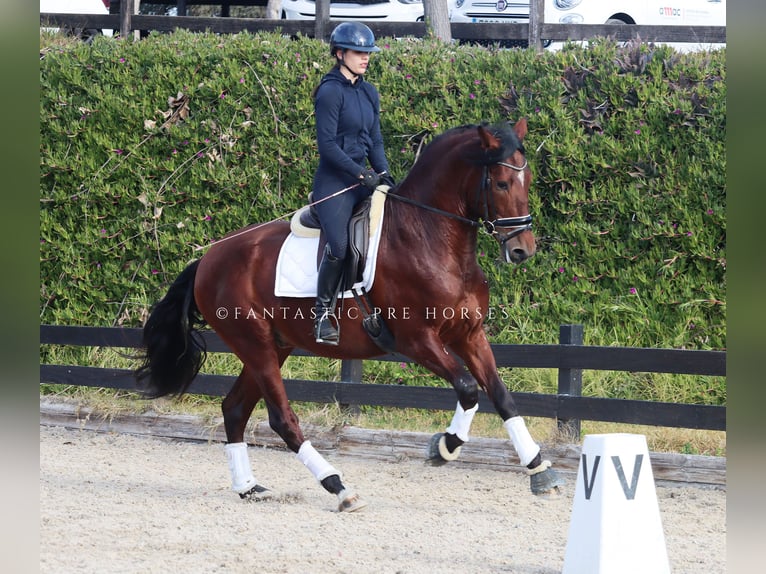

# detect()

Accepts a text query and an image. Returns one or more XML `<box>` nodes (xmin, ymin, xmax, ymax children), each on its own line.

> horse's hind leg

<box><xmin>239</xmin><ymin>350</ymin><xmax>366</xmax><ymax>512</ymax></box>
<box><xmin>263</xmin><ymin>396</ymin><xmax>367</xmax><ymax>513</ymax></box>
<box><xmin>221</xmin><ymin>366</ymin><xmax>272</xmax><ymax>500</ymax></box>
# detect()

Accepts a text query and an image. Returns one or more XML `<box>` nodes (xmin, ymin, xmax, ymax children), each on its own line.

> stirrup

<box><xmin>314</xmin><ymin>310</ymin><xmax>339</xmax><ymax>345</ymax></box>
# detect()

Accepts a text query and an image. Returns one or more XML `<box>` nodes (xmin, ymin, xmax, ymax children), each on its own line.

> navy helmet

<box><xmin>330</xmin><ymin>22</ymin><xmax>381</xmax><ymax>54</ymax></box>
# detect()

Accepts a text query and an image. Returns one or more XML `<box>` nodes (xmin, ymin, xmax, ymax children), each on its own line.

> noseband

<box><xmin>480</xmin><ymin>159</ymin><xmax>533</xmax><ymax>245</ymax></box>
<box><xmin>385</xmin><ymin>158</ymin><xmax>533</xmax><ymax>243</ymax></box>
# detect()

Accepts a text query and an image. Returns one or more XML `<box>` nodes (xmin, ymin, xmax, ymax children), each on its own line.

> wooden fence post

<box><xmin>314</xmin><ymin>0</ymin><xmax>330</xmax><ymax>42</ymax></box>
<box><xmin>557</xmin><ymin>323</ymin><xmax>583</xmax><ymax>440</ymax></box>
<box><xmin>119</xmin><ymin>0</ymin><xmax>134</xmax><ymax>39</ymax></box>
<box><xmin>340</xmin><ymin>359</ymin><xmax>363</xmax><ymax>414</ymax></box>
<box><xmin>529</xmin><ymin>0</ymin><xmax>544</xmax><ymax>53</ymax></box>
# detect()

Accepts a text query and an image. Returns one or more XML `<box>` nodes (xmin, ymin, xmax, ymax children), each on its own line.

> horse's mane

<box><xmin>422</xmin><ymin>122</ymin><xmax>525</xmax><ymax>165</ymax></box>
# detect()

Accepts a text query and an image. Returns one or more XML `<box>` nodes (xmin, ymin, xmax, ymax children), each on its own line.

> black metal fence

<box><xmin>40</xmin><ymin>324</ymin><xmax>726</xmax><ymax>433</ymax></box>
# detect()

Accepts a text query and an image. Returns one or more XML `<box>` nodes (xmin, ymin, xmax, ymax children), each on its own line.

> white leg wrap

<box><xmin>296</xmin><ymin>441</ymin><xmax>340</xmax><ymax>482</ymax></box>
<box><xmin>503</xmin><ymin>416</ymin><xmax>540</xmax><ymax>467</ymax></box>
<box><xmin>445</xmin><ymin>402</ymin><xmax>478</xmax><ymax>443</ymax></box>
<box><xmin>224</xmin><ymin>442</ymin><xmax>258</xmax><ymax>494</ymax></box>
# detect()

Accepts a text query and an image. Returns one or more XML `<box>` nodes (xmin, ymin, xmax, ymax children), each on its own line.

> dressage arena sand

<box><xmin>40</xmin><ymin>425</ymin><xmax>725</xmax><ymax>574</ymax></box>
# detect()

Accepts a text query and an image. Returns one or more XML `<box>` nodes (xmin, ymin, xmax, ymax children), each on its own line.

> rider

<box><xmin>311</xmin><ymin>22</ymin><xmax>394</xmax><ymax>345</ymax></box>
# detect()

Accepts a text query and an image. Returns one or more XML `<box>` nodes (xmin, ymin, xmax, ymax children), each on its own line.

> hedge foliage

<box><xmin>40</xmin><ymin>31</ymin><xmax>725</xmax><ymax>350</ymax></box>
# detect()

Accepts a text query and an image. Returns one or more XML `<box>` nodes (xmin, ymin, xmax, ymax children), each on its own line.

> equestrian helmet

<box><xmin>330</xmin><ymin>22</ymin><xmax>381</xmax><ymax>54</ymax></box>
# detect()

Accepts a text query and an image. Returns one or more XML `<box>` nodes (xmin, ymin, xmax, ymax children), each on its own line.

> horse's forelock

<box><xmin>420</xmin><ymin>122</ymin><xmax>524</xmax><ymax>166</ymax></box>
<box><xmin>482</xmin><ymin>123</ymin><xmax>524</xmax><ymax>163</ymax></box>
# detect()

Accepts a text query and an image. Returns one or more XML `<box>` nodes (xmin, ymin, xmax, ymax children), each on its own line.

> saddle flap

<box><xmin>343</xmin><ymin>197</ymin><xmax>372</xmax><ymax>289</ymax></box>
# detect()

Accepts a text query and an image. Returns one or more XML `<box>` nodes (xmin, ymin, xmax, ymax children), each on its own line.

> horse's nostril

<box><xmin>512</xmin><ymin>248</ymin><xmax>528</xmax><ymax>262</ymax></box>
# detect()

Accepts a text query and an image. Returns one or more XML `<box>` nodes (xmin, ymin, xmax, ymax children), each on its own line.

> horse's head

<box><xmin>469</xmin><ymin>119</ymin><xmax>535</xmax><ymax>264</ymax></box>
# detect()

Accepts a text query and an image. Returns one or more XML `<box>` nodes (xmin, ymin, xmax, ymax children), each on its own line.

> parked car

<box><xmin>544</xmin><ymin>0</ymin><xmax>725</xmax><ymax>27</ymax></box>
<box><xmin>281</xmin><ymin>0</ymin><xmax>425</xmax><ymax>22</ymax></box>
<box><xmin>450</xmin><ymin>0</ymin><xmax>725</xmax><ymax>50</ymax></box>
<box><xmin>545</xmin><ymin>0</ymin><xmax>726</xmax><ymax>51</ymax></box>
<box><xmin>449</xmin><ymin>0</ymin><xmax>538</xmax><ymax>47</ymax></box>
<box><xmin>40</xmin><ymin>0</ymin><xmax>112</xmax><ymax>41</ymax></box>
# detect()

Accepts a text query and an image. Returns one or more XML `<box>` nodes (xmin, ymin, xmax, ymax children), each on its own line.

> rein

<box><xmin>384</xmin><ymin>158</ymin><xmax>533</xmax><ymax>243</ymax></box>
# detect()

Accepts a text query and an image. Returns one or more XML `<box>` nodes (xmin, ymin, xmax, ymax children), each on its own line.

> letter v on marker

<box><xmin>581</xmin><ymin>453</ymin><xmax>601</xmax><ymax>500</ymax></box>
<box><xmin>611</xmin><ymin>454</ymin><xmax>644</xmax><ymax>500</ymax></box>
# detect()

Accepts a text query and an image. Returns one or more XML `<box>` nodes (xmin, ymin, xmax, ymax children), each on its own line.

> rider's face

<box><xmin>339</xmin><ymin>49</ymin><xmax>371</xmax><ymax>78</ymax></box>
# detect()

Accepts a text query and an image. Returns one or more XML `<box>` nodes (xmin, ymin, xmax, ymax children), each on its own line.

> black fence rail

<box><xmin>40</xmin><ymin>324</ymin><xmax>726</xmax><ymax>433</ymax></box>
<box><xmin>40</xmin><ymin>0</ymin><xmax>726</xmax><ymax>49</ymax></box>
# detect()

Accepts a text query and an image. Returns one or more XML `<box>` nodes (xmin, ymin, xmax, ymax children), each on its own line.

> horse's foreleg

<box><xmin>455</xmin><ymin>335</ymin><xmax>565</xmax><ymax>496</ymax></box>
<box><xmin>221</xmin><ymin>367</ymin><xmax>272</xmax><ymax>500</ymax></box>
<box><xmin>400</xmin><ymin>338</ymin><xmax>482</xmax><ymax>464</ymax></box>
<box><xmin>429</xmin><ymin>371</ymin><xmax>480</xmax><ymax>463</ymax></box>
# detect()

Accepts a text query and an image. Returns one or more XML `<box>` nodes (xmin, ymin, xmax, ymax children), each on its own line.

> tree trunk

<box><xmin>265</xmin><ymin>0</ymin><xmax>282</xmax><ymax>19</ymax></box>
<box><xmin>423</xmin><ymin>0</ymin><xmax>452</xmax><ymax>43</ymax></box>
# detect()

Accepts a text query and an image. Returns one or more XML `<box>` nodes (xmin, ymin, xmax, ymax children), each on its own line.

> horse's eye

<box><xmin>496</xmin><ymin>181</ymin><xmax>509</xmax><ymax>191</ymax></box>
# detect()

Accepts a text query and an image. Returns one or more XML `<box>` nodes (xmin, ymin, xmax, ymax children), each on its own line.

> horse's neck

<box><xmin>387</xmin><ymin>176</ymin><xmax>480</xmax><ymax>263</ymax></box>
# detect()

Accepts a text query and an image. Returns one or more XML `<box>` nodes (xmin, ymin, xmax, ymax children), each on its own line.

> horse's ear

<box><xmin>478</xmin><ymin>124</ymin><xmax>502</xmax><ymax>151</ymax></box>
<box><xmin>513</xmin><ymin>118</ymin><xmax>528</xmax><ymax>141</ymax></box>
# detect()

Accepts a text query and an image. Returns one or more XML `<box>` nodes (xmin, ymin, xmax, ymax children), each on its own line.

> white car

<box><xmin>545</xmin><ymin>0</ymin><xmax>726</xmax><ymax>51</ymax></box>
<box><xmin>40</xmin><ymin>0</ymin><xmax>113</xmax><ymax>41</ymax></box>
<box><xmin>450</xmin><ymin>0</ymin><xmax>725</xmax><ymax>50</ymax></box>
<box><xmin>545</xmin><ymin>0</ymin><xmax>726</xmax><ymax>27</ymax></box>
<box><xmin>282</xmin><ymin>0</ymin><xmax>425</xmax><ymax>22</ymax></box>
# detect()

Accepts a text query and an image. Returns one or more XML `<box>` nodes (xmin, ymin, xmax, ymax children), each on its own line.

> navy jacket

<box><xmin>312</xmin><ymin>67</ymin><xmax>390</xmax><ymax>201</ymax></box>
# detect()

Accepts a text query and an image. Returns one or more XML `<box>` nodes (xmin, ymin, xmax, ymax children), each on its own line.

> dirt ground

<box><xmin>40</xmin><ymin>424</ymin><xmax>725</xmax><ymax>573</ymax></box>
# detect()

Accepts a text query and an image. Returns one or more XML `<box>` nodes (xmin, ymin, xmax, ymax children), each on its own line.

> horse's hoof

<box><xmin>338</xmin><ymin>492</ymin><xmax>367</xmax><ymax>513</ymax></box>
<box><xmin>426</xmin><ymin>433</ymin><xmax>462</xmax><ymax>466</ymax></box>
<box><xmin>239</xmin><ymin>483</ymin><xmax>274</xmax><ymax>501</ymax></box>
<box><xmin>528</xmin><ymin>461</ymin><xmax>565</xmax><ymax>496</ymax></box>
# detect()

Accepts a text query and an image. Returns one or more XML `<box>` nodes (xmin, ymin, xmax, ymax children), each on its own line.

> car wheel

<box><xmin>79</xmin><ymin>28</ymin><xmax>102</xmax><ymax>44</ymax></box>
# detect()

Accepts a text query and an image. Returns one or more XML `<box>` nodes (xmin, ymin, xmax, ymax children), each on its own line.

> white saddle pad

<box><xmin>274</xmin><ymin>187</ymin><xmax>387</xmax><ymax>298</ymax></box>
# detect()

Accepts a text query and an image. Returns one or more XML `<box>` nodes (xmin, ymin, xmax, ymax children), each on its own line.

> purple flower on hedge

<box><xmin>558</xmin><ymin>267</ymin><xmax>565</xmax><ymax>273</ymax></box>
<box><xmin>629</xmin><ymin>287</ymin><xmax>637</xmax><ymax>295</ymax></box>
<box><xmin>203</xmin><ymin>215</ymin><xmax>212</xmax><ymax>221</ymax></box>
<box><xmin>469</xmin><ymin>93</ymin><xmax>476</xmax><ymax>100</ymax></box>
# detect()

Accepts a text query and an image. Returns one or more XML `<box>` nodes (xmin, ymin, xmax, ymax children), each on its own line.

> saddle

<box><xmin>297</xmin><ymin>194</ymin><xmax>374</xmax><ymax>290</ymax></box>
<box><xmin>290</xmin><ymin>189</ymin><xmax>395</xmax><ymax>353</ymax></box>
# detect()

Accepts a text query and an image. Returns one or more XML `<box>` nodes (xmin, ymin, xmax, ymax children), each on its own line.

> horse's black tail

<box><xmin>134</xmin><ymin>260</ymin><xmax>207</xmax><ymax>398</ymax></box>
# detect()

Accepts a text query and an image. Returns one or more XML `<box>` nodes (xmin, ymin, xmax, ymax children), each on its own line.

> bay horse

<box><xmin>135</xmin><ymin>119</ymin><xmax>564</xmax><ymax>512</ymax></box>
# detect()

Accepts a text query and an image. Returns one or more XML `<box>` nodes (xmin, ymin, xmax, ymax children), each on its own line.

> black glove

<box><xmin>380</xmin><ymin>172</ymin><xmax>396</xmax><ymax>188</ymax></box>
<box><xmin>360</xmin><ymin>168</ymin><xmax>381</xmax><ymax>191</ymax></box>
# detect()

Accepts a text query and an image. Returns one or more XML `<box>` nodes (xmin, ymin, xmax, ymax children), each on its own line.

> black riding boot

<box><xmin>314</xmin><ymin>246</ymin><xmax>345</xmax><ymax>345</ymax></box>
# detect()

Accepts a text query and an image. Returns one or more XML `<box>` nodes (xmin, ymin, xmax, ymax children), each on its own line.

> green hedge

<box><xmin>40</xmin><ymin>31</ymin><xmax>725</xmax><ymax>350</ymax></box>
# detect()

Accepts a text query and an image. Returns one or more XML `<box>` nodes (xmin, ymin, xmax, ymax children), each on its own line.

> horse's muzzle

<box><xmin>499</xmin><ymin>233</ymin><xmax>535</xmax><ymax>264</ymax></box>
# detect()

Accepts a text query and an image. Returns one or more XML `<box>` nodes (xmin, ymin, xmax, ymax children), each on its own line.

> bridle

<box><xmin>481</xmin><ymin>159</ymin><xmax>533</xmax><ymax>246</ymax></box>
<box><xmin>385</xmin><ymin>157</ymin><xmax>533</xmax><ymax>246</ymax></box>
